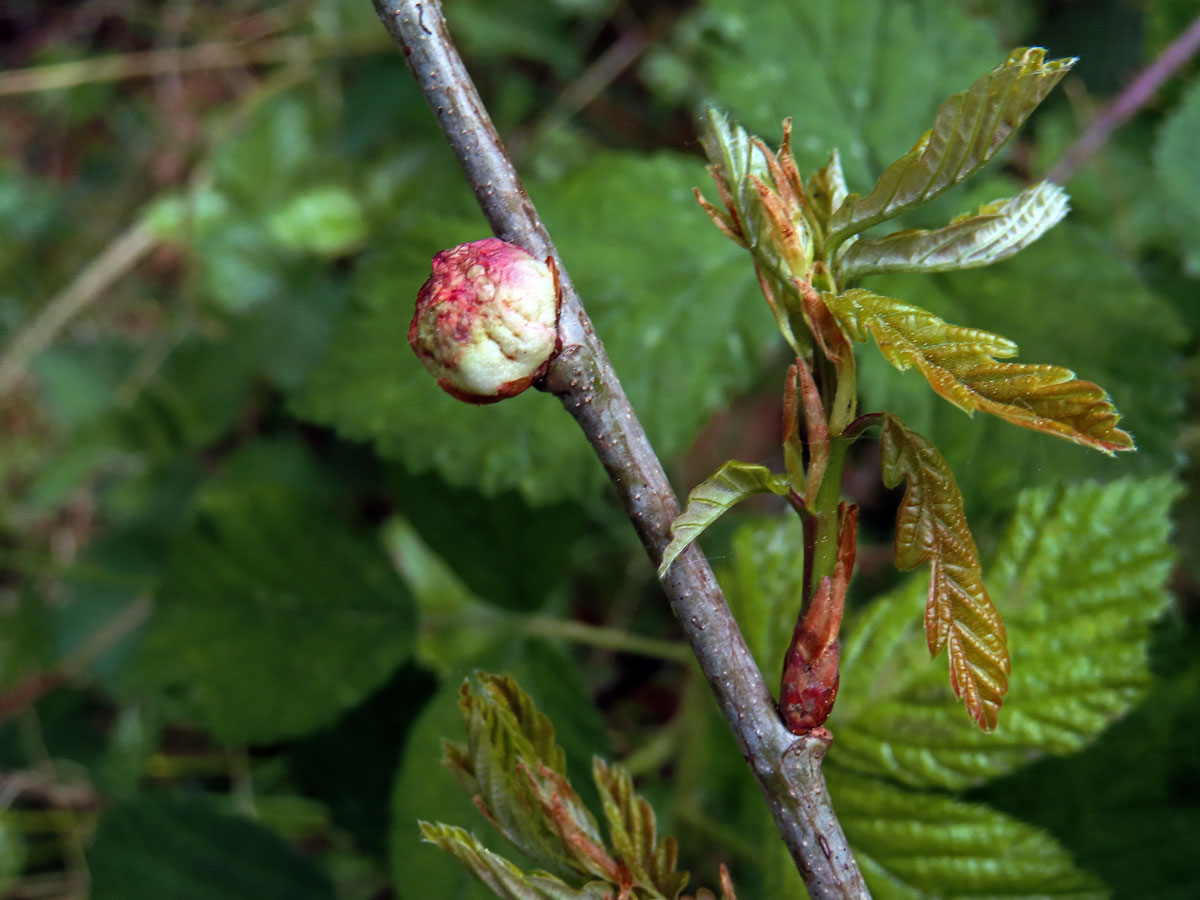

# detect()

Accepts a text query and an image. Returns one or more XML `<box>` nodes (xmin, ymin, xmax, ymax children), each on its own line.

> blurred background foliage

<box><xmin>0</xmin><ymin>0</ymin><xmax>1196</xmax><ymax>897</ymax></box>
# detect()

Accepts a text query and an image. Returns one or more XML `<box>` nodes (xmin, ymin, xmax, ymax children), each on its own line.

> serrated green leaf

<box><xmin>295</xmin><ymin>152</ymin><xmax>775</xmax><ymax>504</ymax></box>
<box><xmin>420</xmin><ymin>823</ymin><xmax>615</xmax><ymax>900</ymax></box>
<box><xmin>88</xmin><ymin>794</ymin><xmax>335</xmax><ymax>900</ymax></box>
<box><xmin>838</xmin><ymin>181</ymin><xmax>1069</xmax><ymax>278</ymax></box>
<box><xmin>132</xmin><ymin>480</ymin><xmax>415</xmax><ymax>744</ymax></box>
<box><xmin>658</xmin><ymin>461</ymin><xmax>790</xmax><ymax>577</ymax></box>
<box><xmin>697</xmin><ymin>0</ymin><xmax>1004</xmax><ymax>195</ymax></box>
<box><xmin>832</xmin><ymin>476</ymin><xmax>1180</xmax><ymax>790</ymax></box>
<box><xmin>593</xmin><ymin>758</ymin><xmax>689</xmax><ymax>899</ymax></box>
<box><xmin>826</xmin><ymin>288</ymin><xmax>1134</xmax><ymax>453</ymax></box>
<box><xmin>880</xmin><ymin>414</ymin><xmax>1008</xmax><ymax>731</ymax></box>
<box><xmin>828</xmin><ymin>768</ymin><xmax>1106</xmax><ymax>900</ymax></box>
<box><xmin>827</xmin><ymin>48</ymin><xmax>1074</xmax><ymax>245</ymax></box>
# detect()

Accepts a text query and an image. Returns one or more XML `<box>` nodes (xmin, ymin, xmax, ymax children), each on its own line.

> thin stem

<box><xmin>1047</xmin><ymin>11</ymin><xmax>1200</xmax><ymax>184</ymax></box>
<box><xmin>0</xmin><ymin>31</ymin><xmax>389</xmax><ymax>96</ymax></box>
<box><xmin>370</xmin><ymin>2</ymin><xmax>869</xmax><ymax>896</ymax></box>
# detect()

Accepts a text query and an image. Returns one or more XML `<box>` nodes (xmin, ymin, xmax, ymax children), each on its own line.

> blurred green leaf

<box><xmin>831</xmin><ymin>476</ymin><xmax>1179</xmax><ymax>790</ymax></box>
<box><xmin>1154</xmin><ymin>75</ymin><xmax>1200</xmax><ymax>275</ymax></box>
<box><xmin>268</xmin><ymin>185</ymin><xmax>368</xmax><ymax>257</ymax></box>
<box><xmin>696</xmin><ymin>0</ymin><xmax>1003</xmax><ymax>191</ymax></box>
<box><xmin>829</xmin><ymin>767</ymin><xmax>1105</xmax><ymax>899</ymax></box>
<box><xmin>88</xmin><ymin>794</ymin><xmax>334</xmax><ymax>900</ymax></box>
<box><xmin>133</xmin><ymin>478</ymin><xmax>415</xmax><ymax>744</ymax></box>
<box><xmin>0</xmin><ymin>814</ymin><xmax>23</xmax><ymax>892</ymax></box>
<box><xmin>718</xmin><ymin>514</ymin><xmax>807</xmax><ymax>688</ymax></box>
<box><xmin>296</xmin><ymin>152</ymin><xmax>774</xmax><ymax>503</ymax></box>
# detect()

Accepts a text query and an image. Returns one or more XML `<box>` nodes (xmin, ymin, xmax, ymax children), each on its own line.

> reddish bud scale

<box><xmin>409</xmin><ymin>238</ymin><xmax>561</xmax><ymax>404</ymax></box>
<box><xmin>779</xmin><ymin>504</ymin><xmax>858</xmax><ymax>735</ymax></box>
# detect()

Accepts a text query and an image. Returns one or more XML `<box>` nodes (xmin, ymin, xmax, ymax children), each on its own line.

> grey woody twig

<box><xmin>369</xmin><ymin>1</ymin><xmax>870</xmax><ymax>897</ymax></box>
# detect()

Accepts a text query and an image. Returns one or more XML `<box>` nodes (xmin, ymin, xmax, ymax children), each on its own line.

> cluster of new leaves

<box><xmin>719</xmin><ymin>476</ymin><xmax>1177</xmax><ymax>897</ymax></box>
<box><xmin>671</xmin><ymin>46</ymin><xmax>1134</xmax><ymax>730</ymax></box>
<box><xmin>425</xmin><ymin>673</ymin><xmax>733</xmax><ymax>900</ymax></box>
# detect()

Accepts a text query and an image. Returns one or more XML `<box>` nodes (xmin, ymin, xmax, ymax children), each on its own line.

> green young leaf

<box><xmin>658</xmin><ymin>461</ymin><xmax>790</xmax><ymax>577</ymax></box>
<box><xmin>446</xmin><ymin>673</ymin><xmax>615</xmax><ymax>883</ymax></box>
<box><xmin>827</xmin><ymin>47</ymin><xmax>1074</xmax><ymax>246</ymax></box>
<box><xmin>419</xmin><ymin>823</ymin><xmax>615</xmax><ymax>900</ymax></box>
<box><xmin>88</xmin><ymin>794</ymin><xmax>335</xmax><ymax>900</ymax></box>
<box><xmin>826</xmin><ymin>288</ymin><xmax>1134</xmax><ymax>453</ymax></box>
<box><xmin>879</xmin><ymin>414</ymin><xmax>1009</xmax><ymax>731</ymax></box>
<box><xmin>593</xmin><ymin>758</ymin><xmax>689</xmax><ymax>899</ymax></box>
<box><xmin>832</xmin><ymin>476</ymin><xmax>1180</xmax><ymax>791</ymax></box>
<box><xmin>698</xmin><ymin>110</ymin><xmax>812</xmax><ymax>356</ymax></box>
<box><xmin>837</xmin><ymin>181</ymin><xmax>1069</xmax><ymax>279</ymax></box>
<box><xmin>827</xmin><ymin>768</ymin><xmax>1106</xmax><ymax>899</ymax></box>
<box><xmin>132</xmin><ymin>481</ymin><xmax>415</xmax><ymax>744</ymax></box>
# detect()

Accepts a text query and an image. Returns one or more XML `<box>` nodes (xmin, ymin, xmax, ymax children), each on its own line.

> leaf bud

<box><xmin>409</xmin><ymin>238</ymin><xmax>561</xmax><ymax>404</ymax></box>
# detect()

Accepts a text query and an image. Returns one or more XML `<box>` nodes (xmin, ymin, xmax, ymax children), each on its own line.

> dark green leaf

<box><xmin>1153</xmin><ymin>74</ymin><xmax>1200</xmax><ymax>275</ymax></box>
<box><xmin>832</xmin><ymin>476</ymin><xmax>1179</xmax><ymax>790</ymax></box>
<box><xmin>717</xmin><ymin>514</ymin><xmax>807</xmax><ymax>682</ymax></box>
<box><xmin>697</xmin><ymin>0</ymin><xmax>1003</xmax><ymax>192</ymax></box>
<box><xmin>295</xmin><ymin>152</ymin><xmax>776</xmax><ymax>504</ymax></box>
<box><xmin>133</xmin><ymin>480</ymin><xmax>415</xmax><ymax>744</ymax></box>
<box><xmin>88</xmin><ymin>794</ymin><xmax>334</xmax><ymax>900</ymax></box>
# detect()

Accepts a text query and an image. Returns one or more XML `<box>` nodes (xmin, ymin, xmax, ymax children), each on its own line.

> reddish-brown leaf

<box><xmin>880</xmin><ymin>415</ymin><xmax>1009</xmax><ymax>731</ymax></box>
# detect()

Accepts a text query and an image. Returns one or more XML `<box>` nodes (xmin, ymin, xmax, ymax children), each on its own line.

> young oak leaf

<box><xmin>824</xmin><ymin>288</ymin><xmax>1134</xmax><ymax>454</ymax></box>
<box><xmin>827</xmin><ymin>47</ymin><xmax>1075</xmax><ymax>247</ymax></box>
<box><xmin>880</xmin><ymin>414</ymin><xmax>1009</xmax><ymax>731</ymax></box>
<box><xmin>658</xmin><ymin>461</ymin><xmax>790</xmax><ymax>578</ymax></box>
<box><xmin>593</xmin><ymin>758</ymin><xmax>690</xmax><ymax>899</ymax></box>
<box><xmin>836</xmin><ymin>181</ymin><xmax>1069</xmax><ymax>279</ymax></box>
